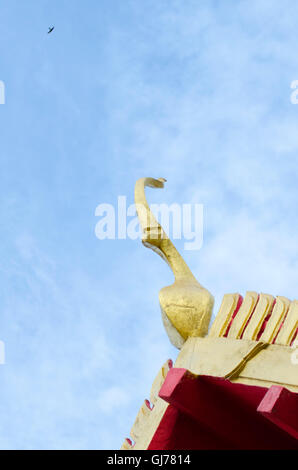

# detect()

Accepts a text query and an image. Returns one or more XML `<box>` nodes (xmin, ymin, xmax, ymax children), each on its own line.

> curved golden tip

<box><xmin>134</xmin><ymin>177</ymin><xmax>214</xmax><ymax>349</ymax></box>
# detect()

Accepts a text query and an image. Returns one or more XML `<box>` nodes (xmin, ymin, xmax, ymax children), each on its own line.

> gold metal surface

<box><xmin>135</xmin><ymin>177</ymin><xmax>214</xmax><ymax>349</ymax></box>
<box><xmin>228</xmin><ymin>291</ymin><xmax>258</xmax><ymax>339</ymax></box>
<box><xmin>275</xmin><ymin>300</ymin><xmax>298</xmax><ymax>346</ymax></box>
<box><xmin>208</xmin><ymin>293</ymin><xmax>240</xmax><ymax>337</ymax></box>
<box><xmin>237</xmin><ymin>342</ymin><xmax>298</xmax><ymax>388</ymax></box>
<box><xmin>121</xmin><ymin>360</ymin><xmax>171</xmax><ymax>451</ymax></box>
<box><xmin>175</xmin><ymin>336</ymin><xmax>298</xmax><ymax>389</ymax></box>
<box><xmin>175</xmin><ymin>336</ymin><xmax>266</xmax><ymax>379</ymax></box>
<box><xmin>260</xmin><ymin>296</ymin><xmax>290</xmax><ymax>343</ymax></box>
<box><xmin>242</xmin><ymin>293</ymin><xmax>275</xmax><ymax>341</ymax></box>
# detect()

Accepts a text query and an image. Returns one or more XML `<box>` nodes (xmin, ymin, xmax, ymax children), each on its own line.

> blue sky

<box><xmin>1</xmin><ymin>0</ymin><xmax>298</xmax><ymax>449</ymax></box>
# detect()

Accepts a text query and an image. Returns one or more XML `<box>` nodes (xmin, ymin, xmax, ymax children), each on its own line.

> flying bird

<box><xmin>48</xmin><ymin>26</ymin><xmax>54</xmax><ymax>34</ymax></box>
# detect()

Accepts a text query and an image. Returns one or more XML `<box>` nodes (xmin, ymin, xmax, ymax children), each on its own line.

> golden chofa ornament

<box><xmin>121</xmin><ymin>178</ymin><xmax>297</xmax><ymax>450</ymax></box>
<box><xmin>134</xmin><ymin>177</ymin><xmax>214</xmax><ymax>349</ymax></box>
